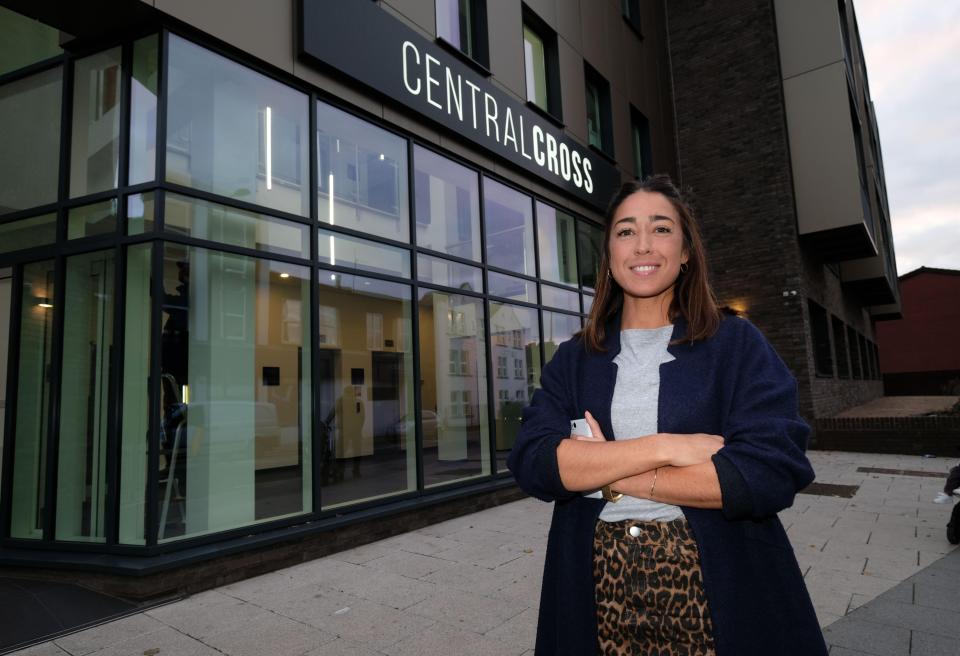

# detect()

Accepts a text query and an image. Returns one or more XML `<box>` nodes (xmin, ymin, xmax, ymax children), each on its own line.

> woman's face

<box><xmin>608</xmin><ymin>190</ymin><xmax>688</xmax><ymax>309</ymax></box>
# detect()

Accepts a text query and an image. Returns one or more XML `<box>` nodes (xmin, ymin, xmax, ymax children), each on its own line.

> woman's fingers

<box><xmin>578</xmin><ymin>410</ymin><xmax>606</xmax><ymax>441</ymax></box>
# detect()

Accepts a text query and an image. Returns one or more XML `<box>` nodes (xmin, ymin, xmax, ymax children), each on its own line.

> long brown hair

<box><xmin>580</xmin><ymin>175</ymin><xmax>721</xmax><ymax>351</ymax></box>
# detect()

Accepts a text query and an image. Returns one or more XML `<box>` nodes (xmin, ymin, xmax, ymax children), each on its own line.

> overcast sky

<box><xmin>854</xmin><ymin>1</ymin><xmax>960</xmax><ymax>275</ymax></box>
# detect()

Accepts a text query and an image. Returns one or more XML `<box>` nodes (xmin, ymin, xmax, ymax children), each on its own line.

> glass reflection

<box><xmin>68</xmin><ymin>199</ymin><xmax>118</xmax><ymax>239</ymax></box>
<box><xmin>577</xmin><ymin>219</ymin><xmax>603</xmax><ymax>291</ymax></box>
<box><xmin>70</xmin><ymin>48</ymin><xmax>122</xmax><ymax>197</ymax></box>
<box><xmin>419</xmin><ymin>290</ymin><xmax>490</xmax><ymax>487</ymax></box>
<box><xmin>318</xmin><ymin>229</ymin><xmax>410</xmax><ymax>278</ymax></box>
<box><xmin>166</xmin><ymin>35</ymin><xmax>309</xmax><ymax>216</ymax></box>
<box><xmin>414</xmin><ymin>146</ymin><xmax>480</xmax><ymax>260</ymax></box>
<box><xmin>0</xmin><ymin>214</ymin><xmax>57</xmax><ymax>253</ymax></box>
<box><xmin>318</xmin><ymin>101</ymin><xmax>409</xmax><ymax>242</ymax></box>
<box><xmin>0</xmin><ymin>66</ymin><xmax>61</xmax><ymax>215</ymax></box>
<box><xmin>56</xmin><ymin>250</ymin><xmax>115</xmax><ymax>542</ymax></box>
<box><xmin>417</xmin><ymin>254</ymin><xmax>482</xmax><ymax>292</ymax></box>
<box><xmin>10</xmin><ymin>260</ymin><xmax>55</xmax><ymax>539</ymax></box>
<box><xmin>158</xmin><ymin>244</ymin><xmax>312</xmax><ymax>541</ymax></box>
<box><xmin>483</xmin><ymin>178</ymin><xmax>535</xmax><ymax>276</ymax></box>
<box><xmin>317</xmin><ymin>274</ymin><xmax>416</xmax><ymax>508</ymax></box>
<box><xmin>129</xmin><ymin>35</ymin><xmax>159</xmax><ymax>185</ymax></box>
<box><xmin>543</xmin><ymin>310</ymin><xmax>581</xmax><ymax>364</ymax></box>
<box><xmin>490</xmin><ymin>302</ymin><xmax>540</xmax><ymax>472</ymax></box>
<box><xmin>537</xmin><ymin>203</ymin><xmax>578</xmax><ymax>285</ymax></box>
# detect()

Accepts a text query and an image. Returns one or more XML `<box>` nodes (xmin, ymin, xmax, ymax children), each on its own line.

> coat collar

<box><xmin>599</xmin><ymin>312</ymin><xmax>690</xmax><ymax>361</ymax></box>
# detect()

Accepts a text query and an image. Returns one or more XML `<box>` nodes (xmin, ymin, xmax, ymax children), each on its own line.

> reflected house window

<box><xmin>317</xmin><ymin>274</ymin><xmax>415</xmax><ymax>509</ymax></box>
<box><xmin>483</xmin><ymin>178</ymin><xmax>535</xmax><ymax>276</ymax></box>
<box><xmin>420</xmin><ymin>290</ymin><xmax>489</xmax><ymax>487</ymax></box>
<box><xmin>414</xmin><ymin>145</ymin><xmax>481</xmax><ymax>260</ymax></box>
<box><xmin>318</xmin><ymin>101</ymin><xmax>409</xmax><ymax>242</ymax></box>
<box><xmin>0</xmin><ymin>66</ymin><xmax>62</xmax><ymax>215</ymax></box>
<box><xmin>0</xmin><ymin>6</ymin><xmax>63</xmax><ymax>77</ymax></box>
<box><xmin>435</xmin><ymin>0</ymin><xmax>489</xmax><ymax>67</ymax></box>
<box><xmin>157</xmin><ymin>243</ymin><xmax>312</xmax><ymax>542</ymax></box>
<box><xmin>0</xmin><ymin>213</ymin><xmax>57</xmax><ymax>254</ymax></box>
<box><xmin>166</xmin><ymin>35</ymin><xmax>310</xmax><ymax>217</ymax></box>
<box><xmin>543</xmin><ymin>310</ymin><xmax>581</xmax><ymax>364</ymax></box>
<box><xmin>70</xmin><ymin>48</ymin><xmax>122</xmax><ymax>198</ymax></box>
<box><xmin>489</xmin><ymin>302</ymin><xmax>540</xmax><ymax>473</ymax></box>
<box><xmin>129</xmin><ymin>35</ymin><xmax>159</xmax><ymax>185</ymax></box>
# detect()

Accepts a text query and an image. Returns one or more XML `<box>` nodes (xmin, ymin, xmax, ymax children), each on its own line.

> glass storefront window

<box><xmin>127</xmin><ymin>192</ymin><xmax>156</xmax><ymax>235</ymax></box>
<box><xmin>413</xmin><ymin>146</ymin><xmax>480</xmax><ymax>260</ymax></box>
<box><xmin>165</xmin><ymin>193</ymin><xmax>309</xmax><ymax>259</ymax></box>
<box><xmin>582</xmin><ymin>293</ymin><xmax>594</xmax><ymax>315</ymax></box>
<box><xmin>0</xmin><ymin>66</ymin><xmax>62</xmax><ymax>215</ymax></box>
<box><xmin>0</xmin><ymin>214</ymin><xmax>57</xmax><ymax>253</ymax></box>
<box><xmin>0</xmin><ymin>268</ymin><xmax>10</xmax><ymax>481</ymax></box>
<box><xmin>489</xmin><ymin>302</ymin><xmax>540</xmax><ymax>473</ymax></box>
<box><xmin>119</xmin><ymin>243</ymin><xmax>151</xmax><ymax>544</ymax></box>
<box><xmin>483</xmin><ymin>178</ymin><xmax>535</xmax><ymax>276</ymax></box>
<box><xmin>129</xmin><ymin>35</ymin><xmax>159</xmax><ymax>185</ymax></box>
<box><xmin>419</xmin><ymin>290</ymin><xmax>490</xmax><ymax>487</ymax></box>
<box><xmin>317</xmin><ymin>101</ymin><xmax>409</xmax><ymax>242</ymax></box>
<box><xmin>166</xmin><ymin>35</ymin><xmax>310</xmax><ymax>217</ymax></box>
<box><xmin>68</xmin><ymin>199</ymin><xmax>118</xmax><ymax>239</ymax></box>
<box><xmin>543</xmin><ymin>310</ymin><xmax>581</xmax><ymax>364</ymax></box>
<box><xmin>577</xmin><ymin>219</ymin><xmax>603</xmax><ymax>291</ymax></box>
<box><xmin>70</xmin><ymin>48</ymin><xmax>122</xmax><ymax>198</ymax></box>
<box><xmin>0</xmin><ymin>7</ymin><xmax>62</xmax><ymax>77</ymax></box>
<box><xmin>157</xmin><ymin>243</ymin><xmax>312</xmax><ymax>541</ymax></box>
<box><xmin>416</xmin><ymin>254</ymin><xmax>482</xmax><ymax>292</ymax></box>
<box><xmin>10</xmin><ymin>259</ymin><xmax>56</xmax><ymax>539</ymax></box>
<box><xmin>541</xmin><ymin>284</ymin><xmax>580</xmax><ymax>312</ymax></box>
<box><xmin>487</xmin><ymin>271</ymin><xmax>536</xmax><ymax>304</ymax></box>
<box><xmin>318</xmin><ymin>229</ymin><xmax>410</xmax><ymax>278</ymax></box>
<box><xmin>56</xmin><ymin>250</ymin><xmax>115</xmax><ymax>542</ymax></box>
<box><xmin>537</xmin><ymin>202</ymin><xmax>578</xmax><ymax>285</ymax></box>
<box><xmin>317</xmin><ymin>274</ymin><xmax>416</xmax><ymax>509</ymax></box>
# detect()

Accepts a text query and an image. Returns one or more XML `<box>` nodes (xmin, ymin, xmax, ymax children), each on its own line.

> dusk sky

<box><xmin>855</xmin><ymin>1</ymin><xmax>959</xmax><ymax>275</ymax></box>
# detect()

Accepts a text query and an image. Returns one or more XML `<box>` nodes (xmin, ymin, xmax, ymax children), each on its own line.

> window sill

<box><xmin>622</xmin><ymin>16</ymin><xmax>644</xmax><ymax>40</ymax></box>
<box><xmin>524</xmin><ymin>100</ymin><xmax>564</xmax><ymax>129</ymax></box>
<box><xmin>435</xmin><ymin>37</ymin><xmax>492</xmax><ymax>77</ymax></box>
<box><xmin>588</xmin><ymin>142</ymin><xmax>617</xmax><ymax>166</ymax></box>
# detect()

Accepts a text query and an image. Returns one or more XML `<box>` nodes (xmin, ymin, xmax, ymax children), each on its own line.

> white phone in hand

<box><xmin>570</xmin><ymin>418</ymin><xmax>593</xmax><ymax>437</ymax></box>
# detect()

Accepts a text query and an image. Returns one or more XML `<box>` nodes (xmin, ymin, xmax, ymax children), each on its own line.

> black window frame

<box><xmin>807</xmin><ymin>299</ymin><xmax>834</xmax><ymax>378</ymax></box>
<box><xmin>831</xmin><ymin>315</ymin><xmax>850</xmax><ymax>379</ymax></box>
<box><xmin>630</xmin><ymin>105</ymin><xmax>653</xmax><ymax>179</ymax></box>
<box><xmin>584</xmin><ymin>62</ymin><xmax>613</xmax><ymax>158</ymax></box>
<box><xmin>434</xmin><ymin>0</ymin><xmax>490</xmax><ymax>72</ymax></box>
<box><xmin>621</xmin><ymin>0</ymin><xmax>643</xmax><ymax>36</ymax></box>
<box><xmin>521</xmin><ymin>5</ymin><xmax>563</xmax><ymax>124</ymax></box>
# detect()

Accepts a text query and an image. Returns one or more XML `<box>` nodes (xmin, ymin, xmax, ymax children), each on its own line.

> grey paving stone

<box><xmin>199</xmin><ymin>611</ymin><xmax>337</xmax><ymax>656</ymax></box>
<box><xmin>53</xmin><ymin>613</ymin><xmax>167</xmax><ymax>656</ymax></box>
<box><xmin>7</xmin><ymin>643</ymin><xmax>71</xmax><ymax>656</ymax></box>
<box><xmin>910</xmin><ymin>630</ymin><xmax>960</xmax><ymax>656</ymax></box>
<box><xmin>823</xmin><ymin>617</ymin><xmax>911</xmax><ymax>656</ymax></box>
<box><xmin>301</xmin><ymin>637</ymin><xmax>384</xmax><ymax>656</ymax></box>
<box><xmin>82</xmin><ymin>626</ymin><xmax>223</xmax><ymax>656</ymax></box>
<box><xmin>145</xmin><ymin>590</ymin><xmax>264</xmax><ymax>640</ymax></box>
<box><xmin>405</xmin><ymin>586</ymin><xmax>528</xmax><ymax>634</ymax></box>
<box><xmin>482</xmin><ymin>607</ymin><xmax>538</xmax><ymax>649</ymax></box>
<box><xmin>916</xmin><ymin>580</ymin><xmax>960</xmax><ymax>611</ymax></box>
<box><xmin>827</xmin><ymin>647</ymin><xmax>876</xmax><ymax>656</ymax></box>
<box><xmin>363</xmin><ymin>549</ymin><xmax>449</xmax><ymax>579</ymax></box>
<box><xmin>382</xmin><ymin>621</ymin><xmax>525</xmax><ymax>656</ymax></box>
<box><xmin>851</xmin><ymin>598</ymin><xmax>960</xmax><ymax>639</ymax></box>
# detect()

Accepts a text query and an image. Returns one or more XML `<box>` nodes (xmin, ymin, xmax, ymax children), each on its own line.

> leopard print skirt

<box><xmin>593</xmin><ymin>518</ymin><xmax>716</xmax><ymax>656</ymax></box>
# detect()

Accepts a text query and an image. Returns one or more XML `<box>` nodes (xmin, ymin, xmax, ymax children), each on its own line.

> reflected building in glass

<box><xmin>0</xmin><ymin>0</ymin><xmax>896</xmax><ymax>592</ymax></box>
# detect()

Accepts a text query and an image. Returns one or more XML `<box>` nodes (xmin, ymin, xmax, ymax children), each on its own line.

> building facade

<box><xmin>0</xmin><ymin>0</ymin><xmax>898</xmax><ymax>581</ymax></box>
<box><xmin>666</xmin><ymin>0</ymin><xmax>900</xmax><ymax>421</ymax></box>
<box><xmin>876</xmin><ymin>267</ymin><xmax>960</xmax><ymax>395</ymax></box>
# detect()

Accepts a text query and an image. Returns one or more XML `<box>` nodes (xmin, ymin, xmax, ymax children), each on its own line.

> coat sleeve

<box><xmin>507</xmin><ymin>340</ymin><xmax>580</xmax><ymax>502</ymax></box>
<box><xmin>712</xmin><ymin>319</ymin><xmax>815</xmax><ymax>520</ymax></box>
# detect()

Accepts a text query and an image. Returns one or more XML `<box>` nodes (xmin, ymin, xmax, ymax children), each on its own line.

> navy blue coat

<box><xmin>508</xmin><ymin>315</ymin><xmax>827</xmax><ymax>655</ymax></box>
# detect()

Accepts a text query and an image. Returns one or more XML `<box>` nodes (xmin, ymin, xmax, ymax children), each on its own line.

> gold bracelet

<box><xmin>649</xmin><ymin>467</ymin><xmax>660</xmax><ymax>498</ymax></box>
<box><xmin>602</xmin><ymin>484</ymin><xmax>623</xmax><ymax>503</ymax></box>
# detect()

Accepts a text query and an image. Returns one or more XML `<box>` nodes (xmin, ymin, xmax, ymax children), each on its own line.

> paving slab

<box><xmin>9</xmin><ymin>450</ymin><xmax>960</xmax><ymax>656</ymax></box>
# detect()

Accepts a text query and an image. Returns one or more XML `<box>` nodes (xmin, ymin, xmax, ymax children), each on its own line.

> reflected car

<box><xmin>396</xmin><ymin>410</ymin><xmax>440</xmax><ymax>449</ymax></box>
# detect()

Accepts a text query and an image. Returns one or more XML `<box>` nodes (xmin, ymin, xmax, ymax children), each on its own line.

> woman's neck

<box><xmin>620</xmin><ymin>293</ymin><xmax>673</xmax><ymax>329</ymax></box>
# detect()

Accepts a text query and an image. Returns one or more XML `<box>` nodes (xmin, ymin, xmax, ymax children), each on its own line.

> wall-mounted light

<box><xmin>279</xmin><ymin>272</ymin><xmax>290</xmax><ymax>279</ymax></box>
<box><xmin>182</xmin><ymin>384</ymin><xmax>190</xmax><ymax>405</ymax></box>
<box><xmin>37</xmin><ymin>297</ymin><xmax>52</xmax><ymax>308</ymax></box>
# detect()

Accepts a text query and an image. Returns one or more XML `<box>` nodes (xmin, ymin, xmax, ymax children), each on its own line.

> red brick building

<box><xmin>876</xmin><ymin>267</ymin><xmax>960</xmax><ymax>394</ymax></box>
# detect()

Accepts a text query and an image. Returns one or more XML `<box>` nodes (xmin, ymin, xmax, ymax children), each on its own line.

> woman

<box><xmin>508</xmin><ymin>176</ymin><xmax>826</xmax><ymax>655</ymax></box>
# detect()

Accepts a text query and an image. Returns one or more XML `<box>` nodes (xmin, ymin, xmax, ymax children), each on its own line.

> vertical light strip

<box><xmin>265</xmin><ymin>106</ymin><xmax>273</xmax><ymax>190</ymax></box>
<box><xmin>328</xmin><ymin>173</ymin><xmax>335</xmax><ymax>266</ymax></box>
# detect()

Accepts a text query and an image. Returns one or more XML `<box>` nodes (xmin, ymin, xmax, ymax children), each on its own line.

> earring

<box><xmin>680</xmin><ymin>263</ymin><xmax>689</xmax><ymax>274</ymax></box>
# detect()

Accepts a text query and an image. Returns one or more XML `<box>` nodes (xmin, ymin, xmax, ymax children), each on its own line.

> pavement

<box><xmin>834</xmin><ymin>396</ymin><xmax>959</xmax><ymax>418</ymax></box>
<box><xmin>9</xmin><ymin>450</ymin><xmax>960</xmax><ymax>656</ymax></box>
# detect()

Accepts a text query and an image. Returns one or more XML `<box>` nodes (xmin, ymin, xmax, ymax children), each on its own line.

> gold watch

<box><xmin>602</xmin><ymin>485</ymin><xmax>623</xmax><ymax>503</ymax></box>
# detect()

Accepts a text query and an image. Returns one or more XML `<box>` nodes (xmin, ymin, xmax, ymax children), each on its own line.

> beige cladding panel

<box><xmin>782</xmin><ymin>62</ymin><xmax>862</xmax><ymax>235</ymax></box>
<box><xmin>558</xmin><ymin>37</ymin><xmax>587</xmax><ymax>143</ymax></box>
<box><xmin>154</xmin><ymin>0</ymin><xmax>295</xmax><ymax>74</ymax></box>
<box><xmin>840</xmin><ymin>255</ymin><xmax>885</xmax><ymax>283</ymax></box>
<box><xmin>774</xmin><ymin>0</ymin><xmax>845</xmax><ymax>80</ymax></box>
<box><xmin>382</xmin><ymin>0</ymin><xmax>436</xmax><ymax>37</ymax></box>
<box><xmin>487</xmin><ymin>2</ymin><xmax>525</xmax><ymax>100</ymax></box>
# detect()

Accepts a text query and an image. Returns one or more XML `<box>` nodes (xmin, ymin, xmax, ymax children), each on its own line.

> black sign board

<box><xmin>298</xmin><ymin>0</ymin><xmax>620</xmax><ymax>211</ymax></box>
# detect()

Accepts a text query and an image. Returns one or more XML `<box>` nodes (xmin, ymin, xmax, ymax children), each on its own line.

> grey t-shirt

<box><xmin>598</xmin><ymin>325</ymin><xmax>684</xmax><ymax>523</ymax></box>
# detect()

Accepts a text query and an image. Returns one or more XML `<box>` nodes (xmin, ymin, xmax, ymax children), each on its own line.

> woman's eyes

<box><xmin>654</xmin><ymin>226</ymin><xmax>673</xmax><ymax>234</ymax></box>
<box><xmin>615</xmin><ymin>228</ymin><xmax>635</xmax><ymax>237</ymax></box>
<box><xmin>616</xmin><ymin>226</ymin><xmax>672</xmax><ymax>237</ymax></box>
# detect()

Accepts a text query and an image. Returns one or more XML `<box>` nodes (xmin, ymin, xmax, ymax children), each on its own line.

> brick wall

<box><xmin>815</xmin><ymin>416</ymin><xmax>960</xmax><ymax>456</ymax></box>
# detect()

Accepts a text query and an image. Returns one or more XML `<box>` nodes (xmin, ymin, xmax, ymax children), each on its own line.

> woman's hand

<box><xmin>570</xmin><ymin>410</ymin><xmax>606</xmax><ymax>442</ymax></box>
<box><xmin>657</xmin><ymin>433</ymin><xmax>724</xmax><ymax>467</ymax></box>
